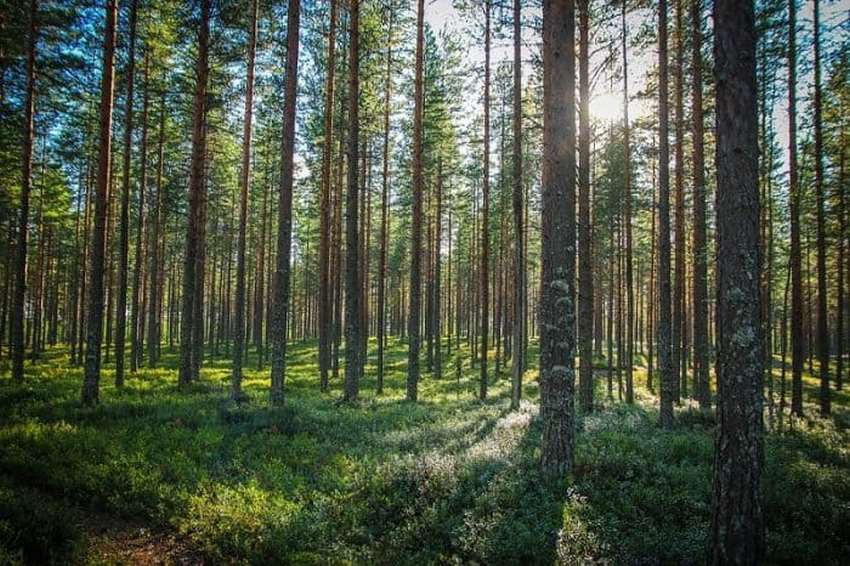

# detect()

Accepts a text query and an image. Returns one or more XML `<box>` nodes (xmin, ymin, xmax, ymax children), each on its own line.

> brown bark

<box><xmin>270</xmin><ymin>0</ymin><xmax>301</xmax><ymax>405</ymax></box>
<box><xmin>540</xmin><ymin>0</ymin><xmax>577</xmax><ymax>476</ymax></box>
<box><xmin>232</xmin><ymin>0</ymin><xmax>258</xmax><ymax>400</ymax></box>
<box><xmin>479</xmin><ymin>0</ymin><xmax>491</xmax><ymax>401</ymax></box>
<box><xmin>710</xmin><ymin>0</ymin><xmax>765</xmax><ymax>560</ymax></box>
<box><xmin>577</xmin><ymin>0</ymin><xmax>592</xmax><ymax>413</ymax></box>
<box><xmin>788</xmin><ymin>0</ymin><xmax>804</xmax><ymax>416</ymax></box>
<box><xmin>82</xmin><ymin>0</ymin><xmax>118</xmax><ymax>405</ymax></box>
<box><xmin>511</xmin><ymin>0</ymin><xmax>525</xmax><ymax>410</ymax></box>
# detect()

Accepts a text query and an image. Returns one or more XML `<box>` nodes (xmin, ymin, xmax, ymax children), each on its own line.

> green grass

<box><xmin>1</xmin><ymin>339</ymin><xmax>849</xmax><ymax>564</ymax></box>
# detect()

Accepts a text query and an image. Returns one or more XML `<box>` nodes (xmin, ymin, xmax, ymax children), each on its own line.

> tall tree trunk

<box><xmin>82</xmin><ymin>0</ymin><xmax>118</xmax><ymax>405</ymax></box>
<box><xmin>270</xmin><ymin>0</ymin><xmax>301</xmax><ymax>405</ymax></box>
<box><xmin>178</xmin><ymin>0</ymin><xmax>210</xmax><ymax>390</ymax></box>
<box><xmin>838</xmin><ymin>133</ymin><xmax>846</xmax><ymax>392</ymax></box>
<box><xmin>345</xmin><ymin>0</ymin><xmax>364</xmax><ymax>401</ymax></box>
<box><xmin>788</xmin><ymin>0</ymin><xmax>804</xmax><ymax>416</ymax></box>
<box><xmin>479</xmin><ymin>0</ymin><xmax>491</xmax><ymax>401</ymax></box>
<box><xmin>621</xmin><ymin>0</ymin><xmax>634</xmax><ymax>404</ymax></box>
<box><xmin>812</xmin><ymin>0</ymin><xmax>829</xmax><ymax>415</ymax></box>
<box><xmin>692</xmin><ymin>0</ymin><xmax>710</xmax><ymax>409</ymax></box>
<box><xmin>672</xmin><ymin>0</ymin><xmax>685</xmax><ymax>402</ymax></box>
<box><xmin>11</xmin><ymin>0</ymin><xmax>37</xmax><ymax>383</ymax></box>
<box><xmin>232</xmin><ymin>0</ymin><xmax>258</xmax><ymax>401</ymax></box>
<box><xmin>318</xmin><ymin>0</ymin><xmax>337</xmax><ymax>393</ymax></box>
<box><xmin>377</xmin><ymin>6</ymin><xmax>393</xmax><ymax>394</ymax></box>
<box><xmin>577</xmin><ymin>0</ymin><xmax>592</xmax><ymax>413</ymax></box>
<box><xmin>130</xmin><ymin>54</ymin><xmax>149</xmax><ymax>373</ymax></box>
<box><xmin>407</xmin><ymin>0</ymin><xmax>424</xmax><ymax>402</ymax></box>
<box><xmin>657</xmin><ymin>0</ymin><xmax>674</xmax><ymax>428</ymax></box>
<box><xmin>147</xmin><ymin>91</ymin><xmax>166</xmax><ymax>366</ymax></box>
<box><xmin>115</xmin><ymin>0</ymin><xmax>138</xmax><ymax>387</ymax></box>
<box><xmin>511</xmin><ymin>0</ymin><xmax>526</xmax><ymax>410</ymax></box>
<box><xmin>710</xmin><ymin>0</ymin><xmax>764</xmax><ymax>560</ymax></box>
<box><xmin>540</xmin><ymin>0</ymin><xmax>577</xmax><ymax>476</ymax></box>
<box><xmin>435</xmin><ymin>161</ymin><xmax>443</xmax><ymax>379</ymax></box>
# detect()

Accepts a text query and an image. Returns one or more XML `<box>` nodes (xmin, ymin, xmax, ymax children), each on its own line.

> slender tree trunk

<box><xmin>812</xmin><ymin>0</ymin><xmax>829</xmax><ymax>415</ymax></box>
<box><xmin>710</xmin><ymin>0</ymin><xmax>764</xmax><ymax>561</ymax></box>
<box><xmin>270</xmin><ymin>0</ymin><xmax>301</xmax><ymax>405</ymax></box>
<box><xmin>577</xmin><ymin>0</ymin><xmax>592</xmax><ymax>413</ymax></box>
<box><xmin>407</xmin><ymin>0</ymin><xmax>425</xmax><ymax>402</ymax></box>
<box><xmin>692</xmin><ymin>0</ymin><xmax>710</xmax><ymax>409</ymax></box>
<box><xmin>621</xmin><ymin>0</ymin><xmax>634</xmax><ymax>404</ymax></box>
<box><xmin>345</xmin><ymin>0</ymin><xmax>364</xmax><ymax>401</ymax></box>
<box><xmin>435</xmin><ymin>162</ymin><xmax>443</xmax><ymax>379</ymax></box>
<box><xmin>658</xmin><ymin>0</ymin><xmax>674</xmax><ymax>428</ymax></box>
<box><xmin>82</xmin><ymin>0</ymin><xmax>117</xmax><ymax>405</ymax></box>
<box><xmin>540</xmin><ymin>0</ymin><xmax>577</xmax><ymax>476</ymax></box>
<box><xmin>147</xmin><ymin>91</ymin><xmax>165</xmax><ymax>366</ymax></box>
<box><xmin>672</xmin><ymin>0</ymin><xmax>685</xmax><ymax>402</ymax></box>
<box><xmin>479</xmin><ymin>0</ymin><xmax>491</xmax><ymax>401</ymax></box>
<box><xmin>178</xmin><ymin>0</ymin><xmax>210</xmax><ymax>390</ymax></box>
<box><xmin>115</xmin><ymin>0</ymin><xmax>138</xmax><ymax>387</ymax></box>
<box><xmin>130</xmin><ymin>54</ymin><xmax>149</xmax><ymax>373</ymax></box>
<box><xmin>232</xmin><ymin>0</ymin><xmax>258</xmax><ymax>401</ymax></box>
<box><xmin>12</xmin><ymin>0</ymin><xmax>38</xmax><ymax>383</ymax></box>
<box><xmin>838</xmin><ymin>133</ymin><xmax>846</xmax><ymax>392</ymax></box>
<box><xmin>377</xmin><ymin>7</ymin><xmax>393</xmax><ymax>394</ymax></box>
<box><xmin>788</xmin><ymin>0</ymin><xmax>804</xmax><ymax>416</ymax></box>
<box><xmin>511</xmin><ymin>0</ymin><xmax>526</xmax><ymax>410</ymax></box>
<box><xmin>318</xmin><ymin>0</ymin><xmax>337</xmax><ymax>393</ymax></box>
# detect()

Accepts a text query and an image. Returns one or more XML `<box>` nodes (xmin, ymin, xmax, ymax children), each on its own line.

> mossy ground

<box><xmin>1</xmin><ymin>339</ymin><xmax>848</xmax><ymax>564</ymax></box>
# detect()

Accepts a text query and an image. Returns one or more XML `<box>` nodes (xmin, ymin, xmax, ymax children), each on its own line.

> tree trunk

<box><xmin>511</xmin><ymin>0</ymin><xmax>526</xmax><ymax>410</ymax></box>
<box><xmin>407</xmin><ymin>0</ymin><xmax>425</xmax><ymax>402</ymax></box>
<box><xmin>788</xmin><ymin>0</ymin><xmax>804</xmax><ymax>416</ymax></box>
<box><xmin>11</xmin><ymin>0</ymin><xmax>37</xmax><ymax>383</ymax></box>
<box><xmin>270</xmin><ymin>0</ymin><xmax>301</xmax><ymax>405</ymax></box>
<box><xmin>377</xmin><ymin>6</ymin><xmax>393</xmax><ymax>394</ymax></box>
<box><xmin>147</xmin><ymin>91</ymin><xmax>166</xmax><ymax>367</ymax></box>
<box><xmin>540</xmin><ymin>0</ymin><xmax>576</xmax><ymax>476</ymax></box>
<box><xmin>178</xmin><ymin>0</ymin><xmax>210</xmax><ymax>390</ymax></box>
<box><xmin>812</xmin><ymin>0</ymin><xmax>830</xmax><ymax>415</ymax></box>
<box><xmin>232</xmin><ymin>0</ymin><xmax>258</xmax><ymax>401</ymax></box>
<box><xmin>82</xmin><ymin>0</ymin><xmax>118</xmax><ymax>405</ymax></box>
<box><xmin>621</xmin><ymin>0</ymin><xmax>634</xmax><ymax>404</ymax></box>
<box><xmin>115</xmin><ymin>0</ymin><xmax>138</xmax><ymax>387</ymax></box>
<box><xmin>479</xmin><ymin>0</ymin><xmax>491</xmax><ymax>401</ymax></box>
<box><xmin>710</xmin><ymin>1</ymin><xmax>764</xmax><ymax>560</ymax></box>
<box><xmin>672</xmin><ymin>0</ymin><xmax>685</xmax><ymax>403</ymax></box>
<box><xmin>692</xmin><ymin>0</ymin><xmax>710</xmax><ymax>409</ymax></box>
<box><xmin>658</xmin><ymin>0</ymin><xmax>675</xmax><ymax>428</ymax></box>
<box><xmin>345</xmin><ymin>0</ymin><xmax>363</xmax><ymax>401</ymax></box>
<box><xmin>130</xmin><ymin>53</ymin><xmax>149</xmax><ymax>373</ymax></box>
<box><xmin>577</xmin><ymin>0</ymin><xmax>592</xmax><ymax>413</ymax></box>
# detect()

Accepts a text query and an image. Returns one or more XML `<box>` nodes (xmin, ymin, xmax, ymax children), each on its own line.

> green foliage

<box><xmin>1</xmin><ymin>345</ymin><xmax>850</xmax><ymax>563</ymax></box>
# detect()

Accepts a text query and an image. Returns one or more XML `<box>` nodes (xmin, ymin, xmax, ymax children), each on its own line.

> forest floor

<box><xmin>1</xmin><ymin>339</ymin><xmax>849</xmax><ymax>564</ymax></box>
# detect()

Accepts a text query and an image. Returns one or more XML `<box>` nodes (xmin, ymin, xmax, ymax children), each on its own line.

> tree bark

<box><xmin>710</xmin><ymin>0</ymin><xmax>765</xmax><ymax>561</ymax></box>
<box><xmin>270</xmin><ymin>0</ymin><xmax>301</xmax><ymax>405</ymax></box>
<box><xmin>130</xmin><ymin>53</ymin><xmax>149</xmax><ymax>373</ymax></box>
<box><xmin>479</xmin><ymin>0</ymin><xmax>491</xmax><ymax>401</ymax></box>
<box><xmin>232</xmin><ymin>0</ymin><xmax>258</xmax><ymax>400</ymax></box>
<box><xmin>540</xmin><ymin>0</ymin><xmax>576</xmax><ymax>476</ymax></box>
<box><xmin>82</xmin><ymin>0</ymin><xmax>118</xmax><ymax>405</ymax></box>
<box><xmin>377</xmin><ymin>6</ymin><xmax>393</xmax><ymax>394</ymax></box>
<box><xmin>577</xmin><ymin>0</ymin><xmax>592</xmax><ymax>413</ymax></box>
<box><xmin>511</xmin><ymin>0</ymin><xmax>526</xmax><ymax>410</ymax></box>
<box><xmin>658</xmin><ymin>0</ymin><xmax>675</xmax><ymax>428</ymax></box>
<box><xmin>11</xmin><ymin>0</ymin><xmax>37</xmax><ymax>384</ymax></box>
<box><xmin>407</xmin><ymin>0</ymin><xmax>424</xmax><ymax>402</ymax></box>
<box><xmin>788</xmin><ymin>0</ymin><xmax>804</xmax><ymax>416</ymax></box>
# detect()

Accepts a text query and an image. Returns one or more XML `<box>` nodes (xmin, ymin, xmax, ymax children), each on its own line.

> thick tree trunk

<box><xmin>270</xmin><ymin>0</ymin><xmax>301</xmax><ymax>405</ymax></box>
<box><xmin>232</xmin><ymin>0</ymin><xmax>258</xmax><ymax>401</ymax></box>
<box><xmin>710</xmin><ymin>0</ymin><xmax>765</xmax><ymax>561</ymax></box>
<box><xmin>540</xmin><ymin>0</ymin><xmax>576</xmax><ymax>476</ymax></box>
<box><xmin>82</xmin><ymin>0</ymin><xmax>117</xmax><ymax>405</ymax></box>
